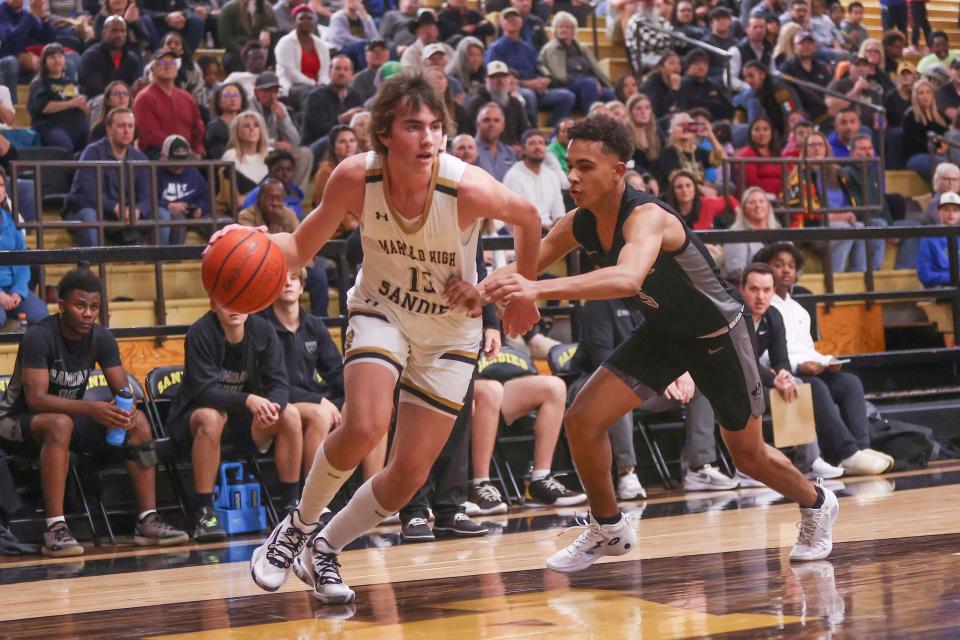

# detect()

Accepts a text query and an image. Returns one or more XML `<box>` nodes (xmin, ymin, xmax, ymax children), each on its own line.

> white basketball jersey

<box><xmin>348</xmin><ymin>151</ymin><xmax>481</xmax><ymax>345</ymax></box>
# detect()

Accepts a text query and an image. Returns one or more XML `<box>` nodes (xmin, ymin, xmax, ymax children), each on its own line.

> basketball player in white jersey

<box><xmin>225</xmin><ymin>72</ymin><xmax>542</xmax><ymax>603</ymax></box>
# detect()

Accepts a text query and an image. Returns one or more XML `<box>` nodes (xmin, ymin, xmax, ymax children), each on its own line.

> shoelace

<box><xmin>51</xmin><ymin>524</ymin><xmax>75</xmax><ymax>545</ymax></box>
<box><xmin>476</xmin><ymin>483</ymin><xmax>502</xmax><ymax>503</ymax></box>
<box><xmin>406</xmin><ymin>517</ymin><xmax>429</xmax><ymax>528</ymax></box>
<box><xmin>141</xmin><ymin>514</ymin><xmax>177</xmax><ymax>536</ymax></box>
<box><xmin>266</xmin><ymin>526</ymin><xmax>308</xmax><ymax>569</ymax></box>
<box><xmin>541</xmin><ymin>476</ymin><xmax>570</xmax><ymax>496</ymax></box>
<box><xmin>312</xmin><ymin>550</ymin><xmax>344</xmax><ymax>585</ymax></box>
<box><xmin>555</xmin><ymin>512</ymin><xmax>642</xmax><ymax>545</ymax></box>
<box><xmin>795</xmin><ymin>509</ymin><xmax>829</xmax><ymax>547</ymax></box>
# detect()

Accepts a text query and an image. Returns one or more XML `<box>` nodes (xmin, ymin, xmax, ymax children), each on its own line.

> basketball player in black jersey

<box><xmin>483</xmin><ymin>116</ymin><xmax>839</xmax><ymax>573</ymax></box>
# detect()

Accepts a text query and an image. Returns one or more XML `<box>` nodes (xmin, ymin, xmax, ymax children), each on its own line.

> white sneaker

<box><xmin>863</xmin><ymin>448</ymin><xmax>895</xmax><ymax>467</ymax></box>
<box><xmin>462</xmin><ymin>501</ymin><xmax>480</xmax><ymax>516</ymax></box>
<box><xmin>808</xmin><ymin>457</ymin><xmax>844</xmax><ymax>480</ymax></box>
<box><xmin>683</xmin><ymin>464</ymin><xmax>740</xmax><ymax>491</ymax></box>
<box><xmin>545</xmin><ymin>514</ymin><xmax>637</xmax><ymax>573</ymax></box>
<box><xmin>616</xmin><ymin>472</ymin><xmax>647</xmax><ymax>500</ymax></box>
<box><xmin>250</xmin><ymin>508</ymin><xmax>317</xmax><ymax>592</ymax></box>
<box><xmin>840</xmin><ymin>450</ymin><xmax>891</xmax><ymax>476</ymax></box>
<box><xmin>293</xmin><ymin>537</ymin><xmax>356</xmax><ymax>604</ymax></box>
<box><xmin>734</xmin><ymin>469</ymin><xmax>765</xmax><ymax>488</ymax></box>
<box><xmin>789</xmin><ymin>482</ymin><xmax>840</xmax><ymax>562</ymax></box>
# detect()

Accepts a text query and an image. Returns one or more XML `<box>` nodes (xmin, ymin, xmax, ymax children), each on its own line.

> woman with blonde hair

<box><xmin>902</xmin><ymin>78</ymin><xmax>948</xmax><ymax>177</ymax></box>
<box><xmin>625</xmin><ymin>93</ymin><xmax>663</xmax><ymax>176</ymax></box>
<box><xmin>856</xmin><ymin>37</ymin><xmax>894</xmax><ymax>95</ymax></box>
<box><xmin>773</xmin><ymin>22</ymin><xmax>803</xmax><ymax>69</ymax></box>
<box><xmin>721</xmin><ymin>187</ymin><xmax>781</xmax><ymax>279</ymax></box>
<box><xmin>216</xmin><ymin>110</ymin><xmax>272</xmax><ymax>214</ymax></box>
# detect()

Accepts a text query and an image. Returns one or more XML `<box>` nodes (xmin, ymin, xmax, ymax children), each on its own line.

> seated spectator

<box><xmin>538</xmin><ymin>11</ymin><xmax>614</xmax><ymax>115</ymax></box>
<box><xmin>144</xmin><ymin>32</ymin><xmax>204</xmax><ymax>107</ymax></box>
<box><xmin>808</xmin><ymin>0</ymin><xmax>846</xmax><ymax>59</ymax></box>
<box><xmin>485</xmin><ymin>7</ymin><xmax>575</xmax><ymax>128</ymax></box>
<box><xmin>379</xmin><ymin>0</ymin><xmax>418</xmax><ymax>54</ymax></box>
<box><xmin>509</xmin><ymin>0</ymin><xmax>547</xmax><ymax>50</ymax></box>
<box><xmin>0</xmin><ymin>0</ymin><xmax>57</xmax><ymax>101</ymax></box>
<box><xmin>625</xmin><ymin>0</ymin><xmax>674</xmax><ymax>74</ymax></box>
<box><xmin>222</xmin><ymin>42</ymin><xmax>269</xmax><ymax>100</ymax></box>
<box><xmin>132</xmin><ymin>47</ymin><xmax>205</xmax><ymax>158</ymax></box>
<box><xmin>727</xmin><ymin>15</ymin><xmax>772</xmax><ymax>102</ymax></box>
<box><xmin>639</xmin><ymin>52</ymin><xmax>680</xmax><ymax>120</ymax></box>
<box><xmin>438</xmin><ymin>0</ymin><xmax>493</xmax><ymax>45</ymax></box>
<box><xmin>736</xmin><ymin>116</ymin><xmax>784</xmax><ymax>197</ymax></box>
<box><xmin>421</xmin><ymin>44</ymin><xmax>465</xmax><ymax>102</ymax></box>
<box><xmin>262</xmin><ymin>268</ymin><xmax>344</xmax><ymax>477</ymax></box>
<box><xmin>65</xmin><ymin>108</ymin><xmax>173</xmax><ymax>246</ymax></box>
<box><xmin>703</xmin><ymin>6</ymin><xmax>737</xmax><ymax>80</ymax></box>
<box><xmin>779</xmin><ymin>29</ymin><xmax>831</xmax><ymax>126</ymax></box>
<box><xmin>882</xmin><ymin>28</ymin><xmax>906</xmax><ymax>75</ymax></box>
<box><xmin>218</xmin><ymin>0</ymin><xmax>277</xmax><ymax>73</ymax></box>
<box><xmin>350</xmin><ymin>38</ymin><xmax>389</xmax><ymax>104</ymax></box>
<box><xmin>0</xmin><ymin>269</ymin><xmax>188</xmax><ymax>555</ymax></box>
<box><xmin>825</xmin><ymin>56</ymin><xmax>883</xmax><ymax>128</ymax></box>
<box><xmin>349</xmin><ymin>110</ymin><xmax>371</xmax><ymax>152</ymax></box>
<box><xmin>670</xmin><ymin>0</ymin><xmax>704</xmax><ymax>50</ymax></box>
<box><xmin>78</xmin><ymin>16</ymin><xmax>142</xmax><ymax>102</ymax></box>
<box><xmin>27</xmin><ymin>43</ymin><xmax>89</xmax><ymax>155</ymax></box>
<box><xmin>503</xmin><ymin>129</ymin><xmax>565</xmax><ymax>231</ymax></box>
<box><xmin>936</xmin><ymin>60</ymin><xmax>960</xmax><ymax>124</ymax></box>
<box><xmin>142</xmin><ymin>0</ymin><xmax>204</xmax><ymax>52</ymax></box>
<box><xmin>569</xmin><ymin>298</ymin><xmax>737</xmax><ymax>495</ymax></box>
<box><xmin>785</xmin><ymin>130</ymin><xmax>844</xmax><ymax>227</ymax></box>
<box><xmin>902</xmin><ymin>78</ymin><xmax>948</xmax><ymax>178</ymax></box>
<box><xmin>924</xmin><ymin>162</ymin><xmax>960</xmax><ymax>222</ymax></box>
<box><xmin>196</xmin><ymin>55</ymin><xmax>222</xmax><ymax>113</ymax></box>
<box><xmin>474</xmin><ymin>102</ymin><xmax>516</xmax><ymax>182</ymax></box>
<box><xmin>857</xmin><ymin>38</ymin><xmax>895</xmax><ymax>97</ymax></box>
<box><xmin>244</xmin><ymin>148</ymin><xmax>305</xmax><ymax>218</ymax></box>
<box><xmin>424</xmin><ymin>66</ymin><xmax>470</xmax><ymax>134</ymax></box>
<box><xmin>666</xmin><ymin>169</ymin><xmax>737</xmax><ymax>231</ymax></box>
<box><xmin>885</xmin><ymin>61</ymin><xmax>916</xmax><ymax>128</ymax></box>
<box><xmin>451</xmin><ymin>132</ymin><xmax>477</xmax><ymax>165</ymax></box>
<box><xmin>546</xmin><ymin>117</ymin><xmax>572</xmax><ymax>172</ymax></box>
<box><xmin>827</xmin><ymin>108</ymin><xmax>862</xmax><ymax>158</ymax></box>
<box><xmin>311</xmin><ymin>124</ymin><xmax>356</xmax><ymax>208</ymax></box>
<box><xmin>624</xmin><ymin>93</ymin><xmax>663</xmax><ymax>178</ymax></box>
<box><xmin>840</xmin><ymin>1</ymin><xmax>868</xmax><ymax>53</ymax></box>
<box><xmin>741</xmin><ymin>58</ymin><xmax>802</xmax><ymax>139</ymax></box>
<box><xmin>276</xmin><ymin>5</ymin><xmax>331</xmax><ymax>108</ymax></box>
<box><xmin>721</xmin><ymin>186</ymin><xmax>781</xmax><ymax>281</ymax></box>
<box><xmin>754</xmin><ymin>244</ymin><xmax>895</xmax><ymax>475</ymax></box>
<box><xmin>94</xmin><ymin>0</ymin><xmax>155</xmax><ymax>56</ymax></box>
<box><xmin>88</xmin><ymin>80</ymin><xmax>134</xmax><ymax>144</ymax></box>
<box><xmin>302</xmin><ymin>54</ymin><xmax>365</xmax><ymax>148</ymax></box>
<box><xmin>0</xmin><ymin>167</ymin><xmax>46</xmax><ymax>326</ymax></box>
<box><xmin>471</xmin><ymin>354</ymin><xmax>586</xmax><ymax>510</ymax></box>
<box><xmin>917</xmin><ymin>30</ymin><xmax>960</xmax><ymax>75</ymax></box>
<box><xmin>326</xmin><ymin>0</ymin><xmax>379</xmax><ymax>71</ymax></box>
<box><xmin>465</xmin><ymin>61</ymin><xmax>529</xmax><ymax>145</ymax></box>
<box><xmin>782</xmin><ymin>117</ymin><xmax>814</xmax><ymax>158</ymax></box>
<box><xmin>841</xmin><ymin>134</ymin><xmax>891</xmax><ymax>271</ymax></box>
<box><xmin>658</xmin><ymin>112</ymin><xmax>723</xmax><ymax>187</ymax></box>
<box><xmin>400</xmin><ymin>9</ymin><xmax>453</xmax><ymax>71</ymax></box>
<box><xmin>157</xmin><ymin>134</ymin><xmax>211</xmax><ymax>245</ymax></box>
<box><xmin>772</xmin><ymin>21</ymin><xmax>801</xmax><ymax>69</ymax></box>
<box><xmin>204</xmin><ymin>82</ymin><xmax>246</xmax><ymax>159</ymax></box>
<box><xmin>221</xmin><ymin>109</ymin><xmax>270</xmax><ymax>195</ymax></box>
<box><xmin>167</xmin><ymin>299</ymin><xmax>299</xmax><ymax>541</ymax></box>
<box><xmin>249</xmin><ymin>71</ymin><xmax>313</xmax><ymax>192</ymax></box>
<box><xmin>239</xmin><ymin>178</ymin><xmax>330</xmax><ymax>315</ymax></box>
<box><xmin>917</xmin><ymin>191</ymin><xmax>960</xmax><ymax>288</ymax></box>
<box><xmin>446</xmin><ymin>36</ymin><xmax>486</xmax><ymax>100</ymax></box>
<box><xmin>677</xmin><ymin>48</ymin><xmax>733</xmax><ymax>121</ymax></box>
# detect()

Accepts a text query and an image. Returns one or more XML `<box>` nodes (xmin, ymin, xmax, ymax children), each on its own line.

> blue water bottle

<box><xmin>107</xmin><ymin>387</ymin><xmax>134</xmax><ymax>446</ymax></box>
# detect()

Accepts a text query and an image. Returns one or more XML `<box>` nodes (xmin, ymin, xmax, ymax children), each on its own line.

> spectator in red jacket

<box><xmin>132</xmin><ymin>47</ymin><xmax>205</xmax><ymax>158</ymax></box>
<box><xmin>736</xmin><ymin>116</ymin><xmax>785</xmax><ymax>197</ymax></box>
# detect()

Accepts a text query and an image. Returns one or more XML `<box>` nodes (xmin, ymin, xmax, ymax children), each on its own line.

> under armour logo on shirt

<box><xmin>375</xmin><ymin>211</ymin><xmax>389</xmax><ymax>221</ymax></box>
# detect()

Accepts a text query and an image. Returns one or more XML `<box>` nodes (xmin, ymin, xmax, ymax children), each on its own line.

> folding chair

<box><xmin>144</xmin><ymin>366</ymin><xmax>280</xmax><ymax>528</ymax></box>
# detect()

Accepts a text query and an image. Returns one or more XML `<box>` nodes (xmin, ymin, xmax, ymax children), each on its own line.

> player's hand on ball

<box><xmin>204</xmin><ymin>224</ymin><xmax>268</xmax><ymax>255</ymax></box>
<box><xmin>443</xmin><ymin>275</ymin><xmax>483</xmax><ymax>318</ymax></box>
<box><xmin>501</xmin><ymin>299</ymin><xmax>540</xmax><ymax>337</ymax></box>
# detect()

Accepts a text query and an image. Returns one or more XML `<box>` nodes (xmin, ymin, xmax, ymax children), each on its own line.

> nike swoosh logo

<box><xmin>757</xmin><ymin>330</ymin><xmax>767</xmax><ymax>335</ymax></box>
<box><xmin>708</xmin><ymin>346</ymin><xmax>724</xmax><ymax>354</ymax></box>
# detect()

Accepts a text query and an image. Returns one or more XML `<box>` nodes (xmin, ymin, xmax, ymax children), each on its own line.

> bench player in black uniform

<box><xmin>483</xmin><ymin>116</ymin><xmax>839</xmax><ymax>573</ymax></box>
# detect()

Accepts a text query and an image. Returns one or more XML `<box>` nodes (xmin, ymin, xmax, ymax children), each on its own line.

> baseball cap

<box><xmin>161</xmin><ymin>134</ymin><xmax>191</xmax><ymax>160</ymax></box>
<box><xmin>897</xmin><ymin>61</ymin><xmax>916</xmax><ymax>75</ymax></box>
<box><xmin>254</xmin><ymin>71</ymin><xmax>280</xmax><ymax>90</ymax></box>
<box><xmin>408</xmin><ymin>8</ymin><xmax>437</xmax><ymax>33</ymax></box>
<box><xmin>793</xmin><ymin>30</ymin><xmax>815</xmax><ymax>45</ymax></box>
<box><xmin>486</xmin><ymin>60</ymin><xmax>510</xmax><ymax>76</ymax></box>
<box><xmin>153</xmin><ymin>47</ymin><xmax>177</xmax><ymax>61</ymax></box>
<box><xmin>365</xmin><ymin>38</ymin><xmax>388</xmax><ymax>51</ymax></box>
<box><xmin>940</xmin><ymin>192</ymin><xmax>960</xmax><ymax>207</ymax></box>
<box><xmin>500</xmin><ymin>7</ymin><xmax>521</xmax><ymax>19</ymax></box>
<box><xmin>290</xmin><ymin>3</ymin><xmax>312</xmax><ymax>16</ymax></box>
<box><xmin>422</xmin><ymin>42</ymin><xmax>447</xmax><ymax>61</ymax></box>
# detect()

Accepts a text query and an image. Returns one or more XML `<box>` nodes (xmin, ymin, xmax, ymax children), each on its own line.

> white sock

<box><xmin>138</xmin><ymin>509</ymin><xmax>157</xmax><ymax>521</ymax></box>
<box><xmin>531</xmin><ymin>468</ymin><xmax>550</xmax><ymax>481</ymax></box>
<box><xmin>45</xmin><ymin>516</ymin><xmax>66</xmax><ymax>528</ymax></box>
<box><xmin>318</xmin><ymin>478</ymin><xmax>389</xmax><ymax>552</ymax></box>
<box><xmin>298</xmin><ymin>446</ymin><xmax>356</xmax><ymax>523</ymax></box>
<box><xmin>473</xmin><ymin>477</ymin><xmax>490</xmax><ymax>485</ymax></box>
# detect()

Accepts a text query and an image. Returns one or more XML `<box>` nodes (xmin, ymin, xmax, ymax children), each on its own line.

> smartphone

<box><xmin>683</xmin><ymin>122</ymin><xmax>702</xmax><ymax>134</ymax></box>
<box><xmin>833</xmin><ymin>358</ymin><xmax>851</xmax><ymax>364</ymax></box>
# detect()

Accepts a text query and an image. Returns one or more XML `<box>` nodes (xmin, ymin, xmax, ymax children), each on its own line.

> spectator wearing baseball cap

<box><xmin>325</xmin><ymin>0</ymin><xmax>381</xmax><ymax>72</ymax></box>
<box><xmin>437</xmin><ymin>0</ymin><xmax>494</xmax><ymax>45</ymax></box>
<box><xmin>885</xmin><ymin>61</ymin><xmax>916</xmax><ymax>128</ymax></box>
<box><xmin>249</xmin><ymin>71</ymin><xmax>315</xmax><ymax>193</ymax></box>
<box><xmin>935</xmin><ymin>59</ymin><xmax>960</xmax><ymax>124</ymax></box>
<box><xmin>350</xmin><ymin>39</ymin><xmax>390</xmax><ymax>103</ymax></box>
<box><xmin>465</xmin><ymin>61</ymin><xmax>530</xmax><ymax>145</ymax></box>
<box><xmin>779</xmin><ymin>29</ymin><xmax>832</xmax><ymax>125</ymax></box>
<box><xmin>400</xmin><ymin>9</ymin><xmax>455</xmax><ymax>70</ymax></box>
<box><xmin>157</xmin><ymin>134</ymin><xmax>211</xmax><ymax>245</ymax></box>
<box><xmin>917</xmin><ymin>191</ymin><xmax>960</xmax><ymax>287</ymax></box>
<box><xmin>276</xmin><ymin>4</ymin><xmax>332</xmax><ymax>106</ymax></box>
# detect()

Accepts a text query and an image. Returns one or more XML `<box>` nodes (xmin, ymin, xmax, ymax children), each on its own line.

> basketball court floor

<box><xmin>3</xmin><ymin>461</ymin><xmax>959</xmax><ymax>639</ymax></box>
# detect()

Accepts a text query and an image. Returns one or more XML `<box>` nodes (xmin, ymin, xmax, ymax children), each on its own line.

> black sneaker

<box><xmin>468</xmin><ymin>481</ymin><xmax>508</xmax><ymax>515</ymax></box>
<box><xmin>434</xmin><ymin>513</ymin><xmax>489</xmax><ymax>538</ymax></box>
<box><xmin>525</xmin><ymin>475</ymin><xmax>588</xmax><ymax>508</ymax></box>
<box><xmin>193</xmin><ymin>506</ymin><xmax>227</xmax><ymax>542</ymax></box>
<box><xmin>400</xmin><ymin>517</ymin><xmax>434</xmax><ymax>543</ymax></box>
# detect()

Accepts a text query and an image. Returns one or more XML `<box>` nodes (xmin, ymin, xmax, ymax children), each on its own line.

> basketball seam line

<box><xmin>223</xmin><ymin>235</ymin><xmax>273</xmax><ymax>309</ymax></box>
<box><xmin>209</xmin><ymin>229</ymin><xmax>257</xmax><ymax>296</ymax></box>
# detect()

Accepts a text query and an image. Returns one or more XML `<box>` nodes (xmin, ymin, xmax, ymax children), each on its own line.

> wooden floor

<box><xmin>3</xmin><ymin>463</ymin><xmax>960</xmax><ymax>638</ymax></box>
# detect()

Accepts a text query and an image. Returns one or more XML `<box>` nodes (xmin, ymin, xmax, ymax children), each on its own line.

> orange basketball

<box><xmin>202</xmin><ymin>228</ymin><xmax>287</xmax><ymax>314</ymax></box>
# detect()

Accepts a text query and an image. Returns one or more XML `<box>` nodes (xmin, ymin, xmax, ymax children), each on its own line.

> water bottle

<box><xmin>106</xmin><ymin>387</ymin><xmax>134</xmax><ymax>446</ymax></box>
<box><xmin>17</xmin><ymin>313</ymin><xmax>27</xmax><ymax>332</ymax></box>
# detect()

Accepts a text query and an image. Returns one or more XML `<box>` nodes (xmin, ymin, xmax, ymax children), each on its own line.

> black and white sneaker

<box><xmin>525</xmin><ymin>475</ymin><xmax>587</xmax><ymax>507</ymax></box>
<box><xmin>400</xmin><ymin>517</ymin><xmax>434</xmax><ymax>543</ymax></box>
<box><xmin>192</xmin><ymin>506</ymin><xmax>227</xmax><ymax>543</ymax></box>
<box><xmin>434</xmin><ymin>513</ymin><xmax>489</xmax><ymax>538</ymax></box>
<box><xmin>250</xmin><ymin>508</ymin><xmax>318</xmax><ymax>592</ymax></box>
<box><xmin>294</xmin><ymin>537</ymin><xmax>356</xmax><ymax>604</ymax></box>
<box><xmin>468</xmin><ymin>481</ymin><xmax>508</xmax><ymax>515</ymax></box>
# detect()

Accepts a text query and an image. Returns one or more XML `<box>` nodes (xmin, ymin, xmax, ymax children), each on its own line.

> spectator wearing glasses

<box><xmin>87</xmin><ymin>80</ymin><xmax>135</xmax><ymax>144</ymax></box>
<box><xmin>133</xmin><ymin>47</ymin><xmax>206</xmax><ymax>158</ymax></box>
<box><xmin>204</xmin><ymin>82</ymin><xmax>247</xmax><ymax>160</ymax></box>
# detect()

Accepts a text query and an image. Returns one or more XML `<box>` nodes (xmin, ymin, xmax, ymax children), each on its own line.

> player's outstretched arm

<box><xmin>482</xmin><ymin>211</ymin><xmax>581</xmax><ymax>284</ymax></box>
<box><xmin>485</xmin><ymin>203</ymin><xmax>669</xmax><ymax>304</ymax></box>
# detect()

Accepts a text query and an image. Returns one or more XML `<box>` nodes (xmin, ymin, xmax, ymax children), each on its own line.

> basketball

<box><xmin>202</xmin><ymin>228</ymin><xmax>287</xmax><ymax>314</ymax></box>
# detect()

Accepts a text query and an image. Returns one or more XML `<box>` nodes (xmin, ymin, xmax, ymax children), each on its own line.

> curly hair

<box><xmin>752</xmin><ymin>242</ymin><xmax>805</xmax><ymax>271</ymax></box>
<box><xmin>370</xmin><ymin>70</ymin><xmax>452</xmax><ymax>156</ymax></box>
<box><xmin>567</xmin><ymin>115</ymin><xmax>635</xmax><ymax>162</ymax></box>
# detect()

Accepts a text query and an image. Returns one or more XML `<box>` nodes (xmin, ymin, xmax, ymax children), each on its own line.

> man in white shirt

<box><xmin>502</xmin><ymin>129</ymin><xmax>566</xmax><ymax>231</ymax></box>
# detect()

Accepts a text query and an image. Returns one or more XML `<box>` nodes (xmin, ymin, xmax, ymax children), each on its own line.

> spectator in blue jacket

<box><xmin>484</xmin><ymin>7</ymin><xmax>574</xmax><ymax>127</ymax></box>
<box><xmin>64</xmin><ymin>107</ymin><xmax>173</xmax><ymax>246</ymax></box>
<box><xmin>0</xmin><ymin>166</ymin><xmax>46</xmax><ymax>326</ymax></box>
<box><xmin>157</xmin><ymin>134</ymin><xmax>210</xmax><ymax>244</ymax></box>
<box><xmin>917</xmin><ymin>191</ymin><xmax>960</xmax><ymax>288</ymax></box>
<box><xmin>0</xmin><ymin>0</ymin><xmax>57</xmax><ymax>102</ymax></box>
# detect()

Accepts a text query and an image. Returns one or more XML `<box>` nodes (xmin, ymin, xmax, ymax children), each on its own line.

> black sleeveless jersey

<box><xmin>572</xmin><ymin>185</ymin><xmax>743</xmax><ymax>339</ymax></box>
